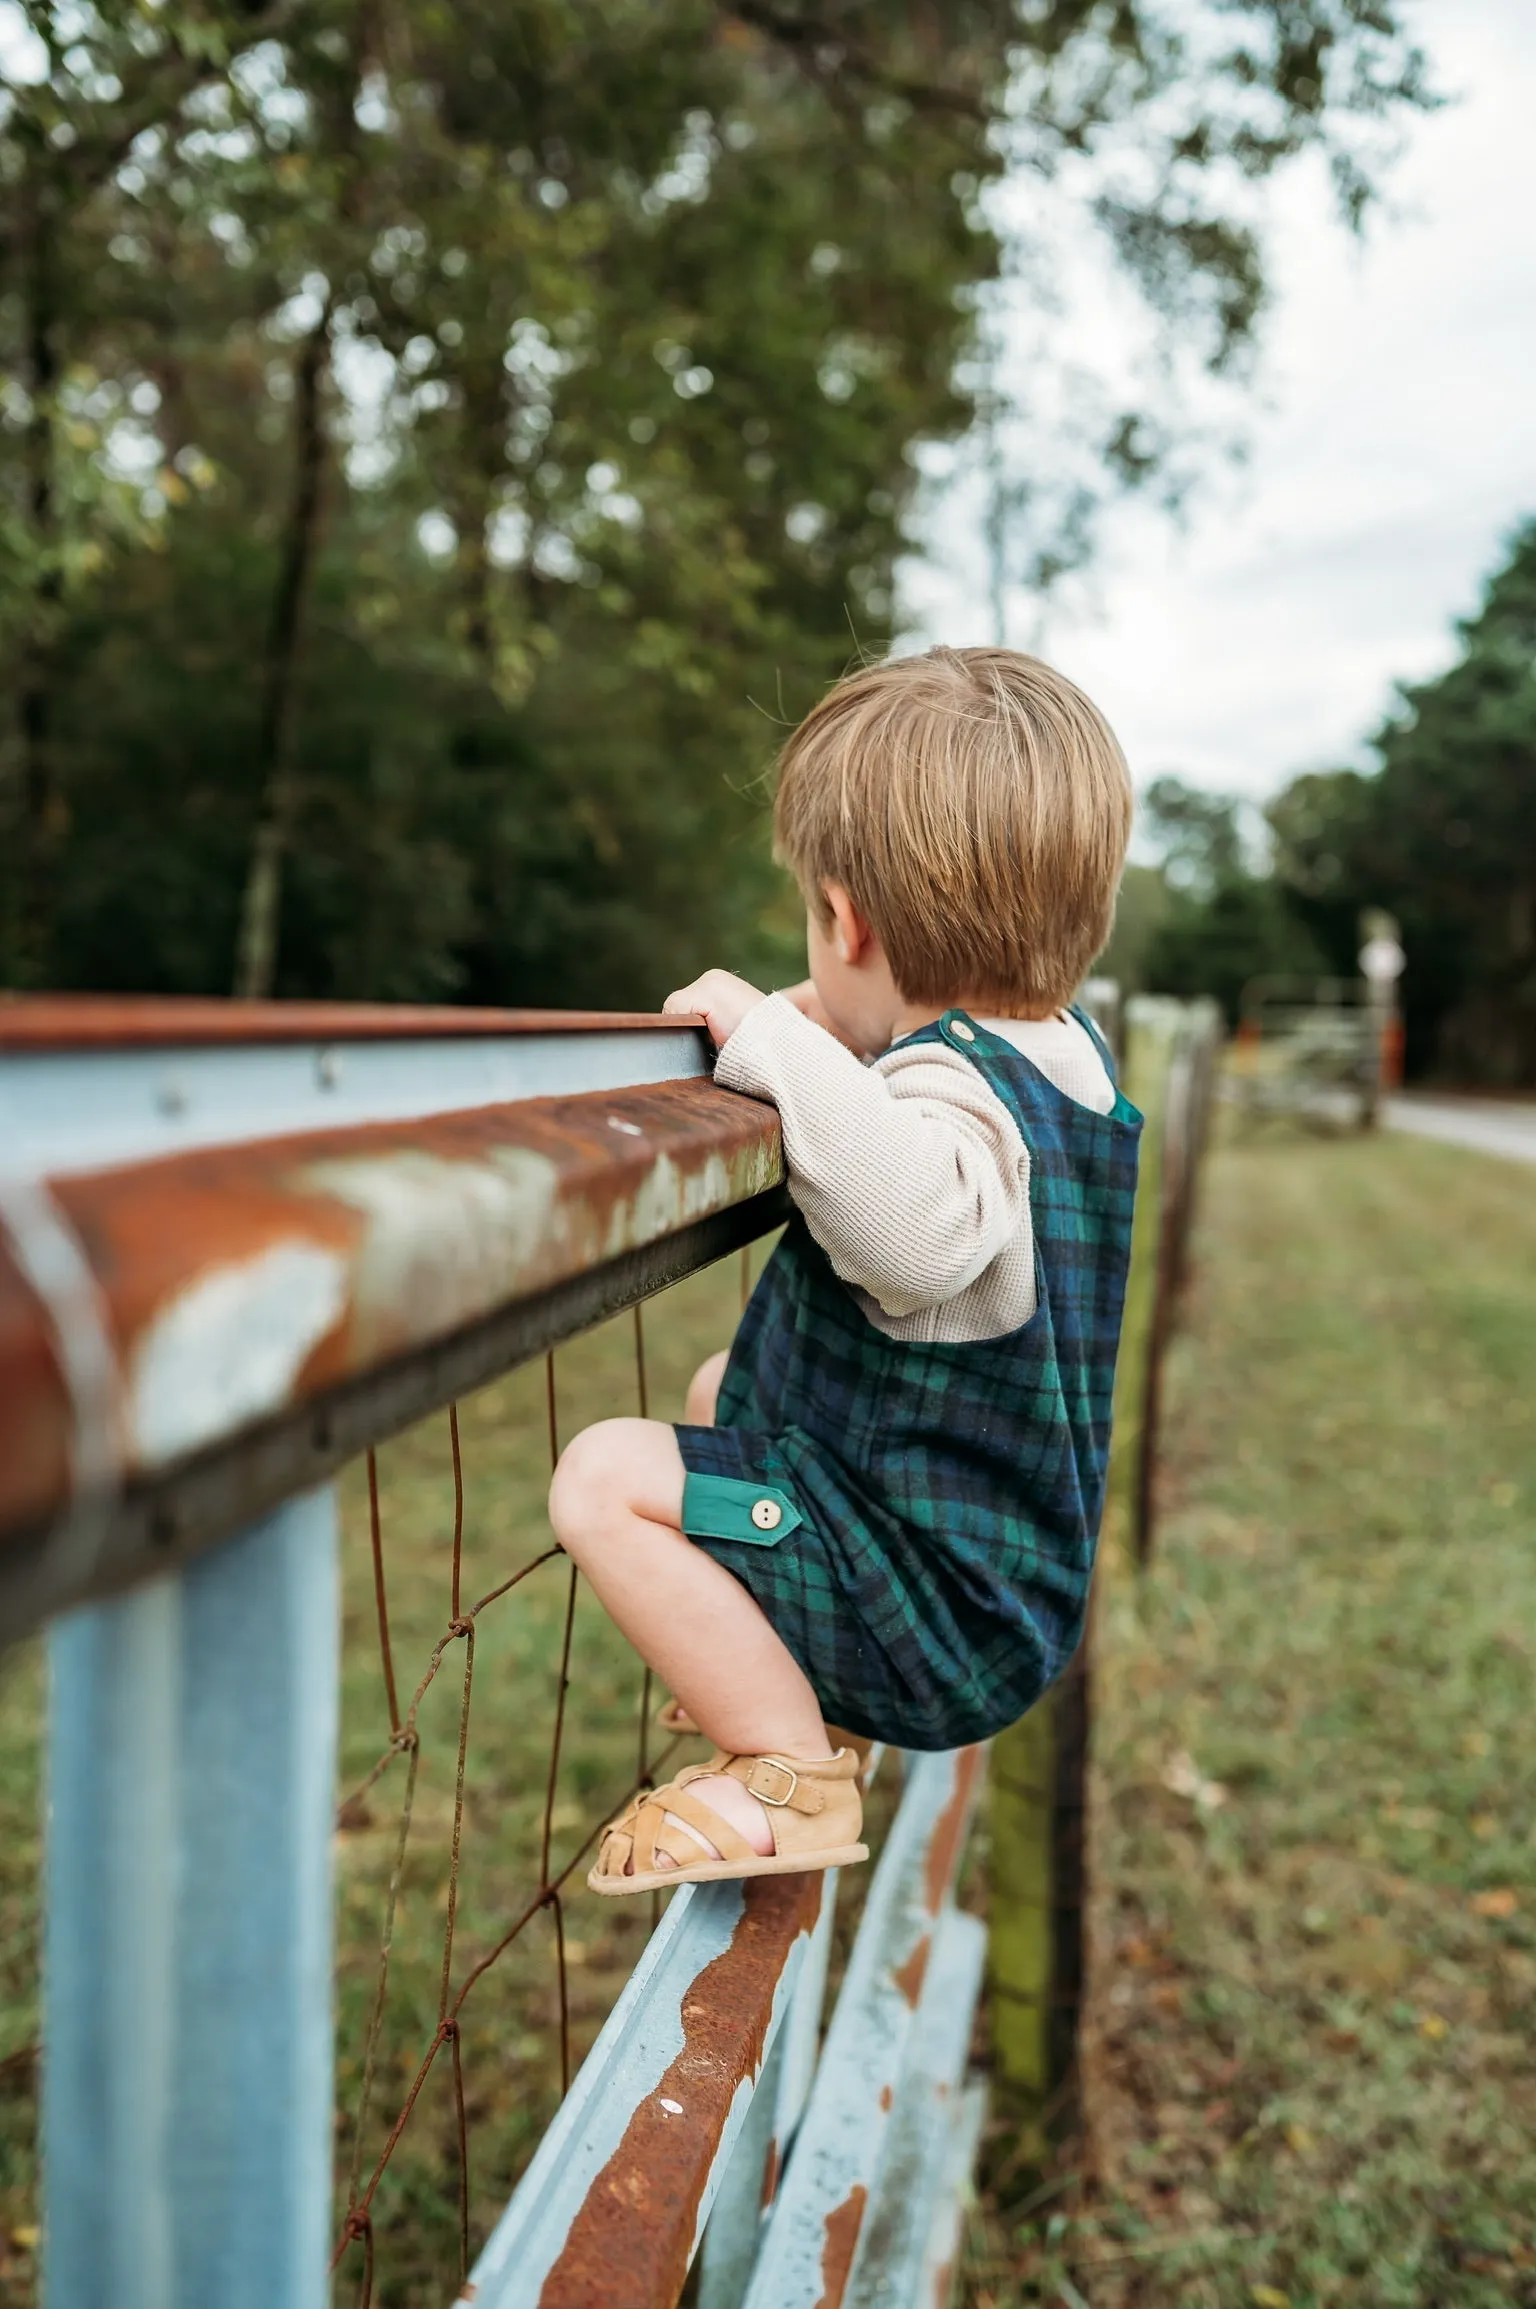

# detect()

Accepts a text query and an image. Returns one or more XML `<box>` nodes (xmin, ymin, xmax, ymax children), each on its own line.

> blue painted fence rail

<box><xmin>0</xmin><ymin>998</ymin><xmax>998</xmax><ymax>2309</ymax></box>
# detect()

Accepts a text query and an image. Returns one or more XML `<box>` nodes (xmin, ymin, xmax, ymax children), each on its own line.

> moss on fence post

<box><xmin>988</xmin><ymin>1693</ymin><xmax>1054</xmax><ymax>2119</ymax></box>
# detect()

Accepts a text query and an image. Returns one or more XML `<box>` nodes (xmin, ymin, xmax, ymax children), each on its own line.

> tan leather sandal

<box><xmin>587</xmin><ymin>1748</ymin><xmax>868</xmax><ymax>1898</ymax></box>
<box><xmin>656</xmin><ymin>1697</ymin><xmax>875</xmax><ymax>1781</ymax></box>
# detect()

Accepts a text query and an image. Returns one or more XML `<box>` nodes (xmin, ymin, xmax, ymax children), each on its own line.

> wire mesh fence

<box><xmin>329</xmin><ymin>1247</ymin><xmax>766</xmax><ymax>2305</ymax></box>
<box><xmin>0</xmin><ymin>1241</ymin><xmax>782</xmax><ymax>2309</ymax></box>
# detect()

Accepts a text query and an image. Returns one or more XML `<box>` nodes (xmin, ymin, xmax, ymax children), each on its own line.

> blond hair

<box><xmin>773</xmin><ymin>646</ymin><xmax>1133</xmax><ymax>1014</ymax></box>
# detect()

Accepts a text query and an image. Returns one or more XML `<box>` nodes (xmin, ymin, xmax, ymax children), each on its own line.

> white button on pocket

<box><xmin>751</xmin><ymin>1498</ymin><xmax>783</xmax><ymax>1531</ymax></box>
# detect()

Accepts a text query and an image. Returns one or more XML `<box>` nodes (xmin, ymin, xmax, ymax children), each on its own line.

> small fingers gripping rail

<box><xmin>0</xmin><ymin>998</ymin><xmax>998</xmax><ymax>2309</ymax></box>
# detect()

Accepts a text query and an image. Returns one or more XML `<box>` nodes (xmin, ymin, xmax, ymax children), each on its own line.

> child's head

<box><xmin>775</xmin><ymin>645</ymin><xmax>1131</xmax><ymax>1045</ymax></box>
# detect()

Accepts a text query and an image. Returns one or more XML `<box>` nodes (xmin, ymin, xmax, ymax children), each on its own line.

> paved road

<box><xmin>1386</xmin><ymin>1094</ymin><xmax>1536</xmax><ymax>1166</ymax></box>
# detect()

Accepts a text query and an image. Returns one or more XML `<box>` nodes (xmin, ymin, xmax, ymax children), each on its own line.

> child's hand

<box><xmin>664</xmin><ymin>970</ymin><xmax>767</xmax><ymax>1049</ymax></box>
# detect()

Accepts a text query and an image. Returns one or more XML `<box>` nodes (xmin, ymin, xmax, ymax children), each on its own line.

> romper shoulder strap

<box><xmin>1067</xmin><ymin>1000</ymin><xmax>1119</xmax><ymax>1087</ymax></box>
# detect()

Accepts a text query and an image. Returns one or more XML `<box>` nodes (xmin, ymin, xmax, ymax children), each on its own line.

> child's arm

<box><xmin>668</xmin><ymin>978</ymin><xmax>1031</xmax><ymax>1320</ymax></box>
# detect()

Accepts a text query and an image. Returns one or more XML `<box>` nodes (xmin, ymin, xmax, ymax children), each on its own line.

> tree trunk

<box><xmin>15</xmin><ymin>164</ymin><xmax>63</xmax><ymax>989</ymax></box>
<box><xmin>231</xmin><ymin>5</ymin><xmax>383</xmax><ymax>1001</ymax></box>
<box><xmin>232</xmin><ymin>298</ymin><xmax>333</xmax><ymax>1000</ymax></box>
<box><xmin>455</xmin><ymin>356</ymin><xmax>511</xmax><ymax>678</ymax></box>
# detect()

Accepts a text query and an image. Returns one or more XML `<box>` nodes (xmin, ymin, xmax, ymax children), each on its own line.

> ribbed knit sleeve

<box><xmin>715</xmin><ymin>994</ymin><xmax>1033</xmax><ymax>1324</ymax></box>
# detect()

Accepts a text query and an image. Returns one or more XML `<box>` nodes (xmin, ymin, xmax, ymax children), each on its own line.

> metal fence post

<box><xmin>43</xmin><ymin>1489</ymin><xmax>339</xmax><ymax>2309</ymax></box>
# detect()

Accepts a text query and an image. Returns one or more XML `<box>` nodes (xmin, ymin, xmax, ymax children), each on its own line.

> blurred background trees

<box><xmin>2</xmin><ymin>1</ymin><xmax>1435</xmax><ymax>1012</ymax></box>
<box><xmin>1119</xmin><ymin>523</ymin><xmax>1536</xmax><ymax>1084</ymax></box>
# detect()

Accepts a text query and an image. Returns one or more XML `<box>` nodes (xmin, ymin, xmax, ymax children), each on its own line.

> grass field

<box><xmin>971</xmin><ymin>1127</ymin><xmax>1536</xmax><ymax>2308</ymax></box>
<box><xmin>1</xmin><ymin>1125</ymin><xmax>1532</xmax><ymax>2306</ymax></box>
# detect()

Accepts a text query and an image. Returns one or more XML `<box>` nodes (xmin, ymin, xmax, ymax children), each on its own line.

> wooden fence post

<box><xmin>988</xmin><ymin>995</ymin><xmax>1222</xmax><ymax>2132</ymax></box>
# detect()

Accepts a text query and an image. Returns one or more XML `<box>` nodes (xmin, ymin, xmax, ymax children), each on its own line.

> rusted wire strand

<box><xmin>633</xmin><ymin>1302</ymin><xmax>654</xmax><ymax>1793</ymax></box>
<box><xmin>449</xmin><ymin>1401</ymin><xmax>464</xmax><ymax>1621</ymax></box>
<box><xmin>367</xmin><ymin>1448</ymin><xmax>400</xmax><ymax>1739</ymax></box>
<box><xmin>336</xmin><ymin>1305</ymin><xmax>687</xmax><ymax>2294</ymax></box>
<box><xmin>337</xmin><ymin>1726</ymin><xmax>687</xmax><ymax>2255</ymax></box>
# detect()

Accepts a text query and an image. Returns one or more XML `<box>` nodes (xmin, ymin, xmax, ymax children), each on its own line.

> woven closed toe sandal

<box><xmin>656</xmin><ymin>1698</ymin><xmax>875</xmax><ymax>1783</ymax></box>
<box><xmin>587</xmin><ymin>1748</ymin><xmax>868</xmax><ymax>1898</ymax></box>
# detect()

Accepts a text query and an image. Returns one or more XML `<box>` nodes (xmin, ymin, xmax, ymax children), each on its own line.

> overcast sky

<box><xmin>908</xmin><ymin>0</ymin><xmax>1536</xmax><ymax>805</ymax></box>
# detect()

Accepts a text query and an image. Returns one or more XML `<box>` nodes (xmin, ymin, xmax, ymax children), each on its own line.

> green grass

<box><xmin>4</xmin><ymin>1126</ymin><xmax>1534</xmax><ymax>2307</ymax></box>
<box><xmin>969</xmin><ymin>1128</ymin><xmax>1536</xmax><ymax>2308</ymax></box>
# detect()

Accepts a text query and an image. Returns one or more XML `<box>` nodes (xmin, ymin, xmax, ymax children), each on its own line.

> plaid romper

<box><xmin>673</xmin><ymin>1006</ymin><xmax>1142</xmax><ymax>1752</ymax></box>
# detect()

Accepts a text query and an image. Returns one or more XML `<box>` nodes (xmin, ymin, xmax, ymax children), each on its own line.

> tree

<box><xmin>1</xmin><ymin>3</ymin><xmax>1434</xmax><ymax>1002</ymax></box>
<box><xmin>1270</xmin><ymin>521</ymin><xmax>1536</xmax><ymax>1083</ymax></box>
<box><xmin>1136</xmin><ymin>776</ymin><xmax>1326</xmax><ymax>1019</ymax></box>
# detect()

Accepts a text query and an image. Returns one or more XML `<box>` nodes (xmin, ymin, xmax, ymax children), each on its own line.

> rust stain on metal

<box><xmin>923</xmin><ymin>1746</ymin><xmax>984</xmax><ymax>1915</ymax></box>
<box><xmin>814</xmin><ymin>2184</ymin><xmax>869</xmax><ymax>2309</ymax></box>
<box><xmin>0</xmin><ymin>1235</ymin><xmax>71</xmax><ymax>1533</ymax></box>
<box><xmin>0</xmin><ymin>994</ymin><xmax>701</xmax><ymax>1050</ymax></box>
<box><xmin>0</xmin><ymin>1074</ymin><xmax>783</xmax><ymax>1540</ymax></box>
<box><xmin>878</xmin><ymin>2083</ymin><xmax>893</xmax><ymax>2112</ymax></box>
<box><xmin>538</xmin><ymin>1872</ymin><xmax>821</xmax><ymax>2308</ymax></box>
<box><xmin>893</xmin><ymin>1933</ymin><xmax>931</xmax><ymax>2011</ymax></box>
<box><xmin>759</xmin><ymin>2137</ymin><xmax>780</xmax><ymax>2210</ymax></box>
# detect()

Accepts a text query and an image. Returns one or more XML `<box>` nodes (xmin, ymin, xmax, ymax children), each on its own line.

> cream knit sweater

<box><xmin>714</xmin><ymin>993</ymin><xmax>1114</xmax><ymax>1345</ymax></box>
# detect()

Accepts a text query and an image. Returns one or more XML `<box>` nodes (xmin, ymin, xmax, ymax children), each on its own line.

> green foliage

<box><xmin>0</xmin><ymin>2</ymin><xmax>1432</xmax><ymax>1000</ymax></box>
<box><xmin>1270</xmin><ymin>522</ymin><xmax>1536</xmax><ymax>1083</ymax></box>
<box><xmin>1137</xmin><ymin>778</ymin><xmax>1326</xmax><ymax>1021</ymax></box>
<box><xmin>1095</xmin><ymin>860</ymin><xmax>1170</xmax><ymax>994</ymax></box>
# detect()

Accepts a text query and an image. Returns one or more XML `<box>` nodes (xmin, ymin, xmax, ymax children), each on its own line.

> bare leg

<box><xmin>549</xmin><ymin>1417</ymin><xmax>832</xmax><ymax>1867</ymax></box>
<box><xmin>684</xmin><ymin>1349</ymin><xmax>730</xmax><ymax>1428</ymax></box>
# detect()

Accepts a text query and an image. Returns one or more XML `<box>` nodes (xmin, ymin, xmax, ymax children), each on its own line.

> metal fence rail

<box><xmin>0</xmin><ymin>998</ymin><xmax>996</xmax><ymax>2309</ymax></box>
<box><xmin>0</xmin><ymin>987</ymin><xmax>1221</xmax><ymax>2308</ymax></box>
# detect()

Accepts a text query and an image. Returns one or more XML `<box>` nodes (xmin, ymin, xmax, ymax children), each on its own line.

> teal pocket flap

<box><xmin>681</xmin><ymin>1473</ymin><xmax>803</xmax><ymax>1547</ymax></box>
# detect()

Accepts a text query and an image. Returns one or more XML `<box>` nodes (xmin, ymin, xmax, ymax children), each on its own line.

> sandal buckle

<box><xmin>749</xmin><ymin>1757</ymin><xmax>799</xmax><ymax>1807</ymax></box>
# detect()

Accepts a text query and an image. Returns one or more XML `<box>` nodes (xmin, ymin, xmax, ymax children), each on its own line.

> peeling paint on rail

<box><xmin>458</xmin><ymin>1874</ymin><xmax>822</xmax><ymax>2309</ymax></box>
<box><xmin>536</xmin><ymin>1875</ymin><xmax>823</xmax><ymax>2309</ymax></box>
<box><xmin>0</xmin><ymin>1075</ymin><xmax>783</xmax><ymax>1602</ymax></box>
<box><xmin>738</xmin><ymin>1747</ymin><xmax>985</xmax><ymax>2309</ymax></box>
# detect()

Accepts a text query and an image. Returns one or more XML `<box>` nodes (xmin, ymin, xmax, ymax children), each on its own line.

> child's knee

<box><xmin>548</xmin><ymin>1417</ymin><xmax>684</xmax><ymax>1554</ymax></box>
<box><xmin>684</xmin><ymin>1349</ymin><xmax>731</xmax><ymax>1427</ymax></box>
<box><xmin>549</xmin><ymin>1421</ymin><xmax>623</xmax><ymax>1545</ymax></box>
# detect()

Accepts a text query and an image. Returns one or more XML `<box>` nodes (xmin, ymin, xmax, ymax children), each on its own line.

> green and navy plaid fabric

<box><xmin>675</xmin><ymin>1007</ymin><xmax>1142</xmax><ymax>1750</ymax></box>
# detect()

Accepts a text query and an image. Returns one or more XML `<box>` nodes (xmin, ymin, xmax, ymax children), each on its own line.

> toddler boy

<box><xmin>550</xmin><ymin>645</ymin><xmax>1140</xmax><ymax>1895</ymax></box>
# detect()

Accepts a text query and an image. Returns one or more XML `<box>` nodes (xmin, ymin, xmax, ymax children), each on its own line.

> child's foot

<box><xmin>587</xmin><ymin>1749</ymin><xmax>867</xmax><ymax>1897</ymax></box>
<box><xmin>647</xmin><ymin>1771</ymin><xmax>775</xmax><ymax>1869</ymax></box>
<box><xmin>656</xmin><ymin>1697</ymin><xmax>876</xmax><ymax>1786</ymax></box>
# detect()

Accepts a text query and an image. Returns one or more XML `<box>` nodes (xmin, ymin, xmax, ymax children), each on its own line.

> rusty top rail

<box><xmin>0</xmin><ymin>1003</ymin><xmax>787</xmax><ymax>1643</ymax></box>
<box><xmin>0</xmin><ymin>995</ymin><xmax>701</xmax><ymax>1050</ymax></box>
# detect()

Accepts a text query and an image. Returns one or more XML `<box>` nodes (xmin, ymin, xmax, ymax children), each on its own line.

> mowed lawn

<box><xmin>975</xmin><ymin>1128</ymin><xmax>1536</xmax><ymax>2308</ymax></box>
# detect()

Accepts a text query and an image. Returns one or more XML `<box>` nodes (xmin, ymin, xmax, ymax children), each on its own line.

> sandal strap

<box><xmin>651</xmin><ymin>1786</ymin><xmax>757</xmax><ymax>1865</ymax></box>
<box><xmin>716</xmin><ymin>1749</ymin><xmax>859</xmax><ymax>1817</ymax></box>
<box><xmin>602</xmin><ymin>1772</ymin><xmax>760</xmax><ymax>1878</ymax></box>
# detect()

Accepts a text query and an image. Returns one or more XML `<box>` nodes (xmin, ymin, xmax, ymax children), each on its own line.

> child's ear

<box><xmin>823</xmin><ymin>882</ymin><xmax>875</xmax><ymax>966</ymax></box>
